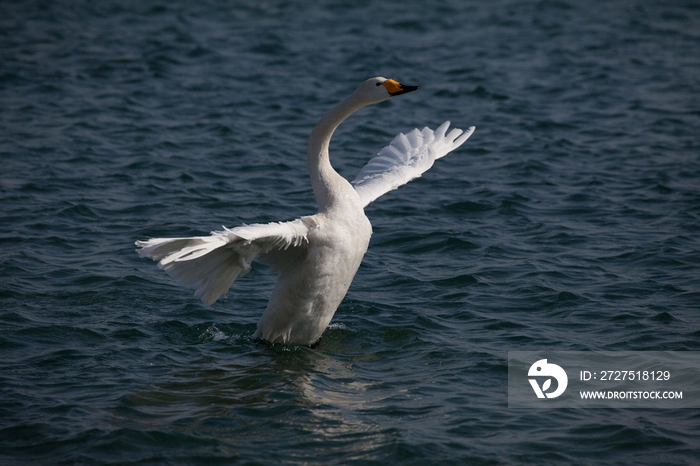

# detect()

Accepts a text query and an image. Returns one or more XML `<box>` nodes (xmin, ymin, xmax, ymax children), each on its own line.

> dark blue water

<box><xmin>2</xmin><ymin>0</ymin><xmax>700</xmax><ymax>464</ymax></box>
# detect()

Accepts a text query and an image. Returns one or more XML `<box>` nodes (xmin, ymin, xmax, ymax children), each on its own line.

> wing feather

<box><xmin>351</xmin><ymin>121</ymin><xmax>475</xmax><ymax>207</ymax></box>
<box><xmin>136</xmin><ymin>216</ymin><xmax>318</xmax><ymax>305</ymax></box>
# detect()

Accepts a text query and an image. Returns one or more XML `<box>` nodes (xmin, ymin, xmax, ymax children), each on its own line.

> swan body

<box><xmin>136</xmin><ymin>77</ymin><xmax>475</xmax><ymax>346</ymax></box>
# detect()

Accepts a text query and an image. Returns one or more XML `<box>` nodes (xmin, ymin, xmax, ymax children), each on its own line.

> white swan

<box><xmin>136</xmin><ymin>77</ymin><xmax>475</xmax><ymax>346</ymax></box>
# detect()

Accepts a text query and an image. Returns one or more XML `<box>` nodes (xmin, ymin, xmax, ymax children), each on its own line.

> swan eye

<box><xmin>376</xmin><ymin>82</ymin><xmax>381</xmax><ymax>86</ymax></box>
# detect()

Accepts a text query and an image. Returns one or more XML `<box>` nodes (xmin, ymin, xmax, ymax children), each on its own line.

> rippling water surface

<box><xmin>2</xmin><ymin>0</ymin><xmax>700</xmax><ymax>464</ymax></box>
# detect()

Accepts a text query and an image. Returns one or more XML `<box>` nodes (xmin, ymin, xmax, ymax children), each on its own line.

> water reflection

<box><xmin>109</xmin><ymin>324</ymin><xmax>398</xmax><ymax>460</ymax></box>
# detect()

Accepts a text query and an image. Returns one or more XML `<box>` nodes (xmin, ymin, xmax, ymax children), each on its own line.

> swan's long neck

<box><xmin>307</xmin><ymin>92</ymin><xmax>367</xmax><ymax>211</ymax></box>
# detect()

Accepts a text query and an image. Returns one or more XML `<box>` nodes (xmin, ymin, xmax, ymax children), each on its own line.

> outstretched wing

<box><xmin>136</xmin><ymin>216</ymin><xmax>318</xmax><ymax>305</ymax></box>
<box><xmin>351</xmin><ymin>121</ymin><xmax>475</xmax><ymax>207</ymax></box>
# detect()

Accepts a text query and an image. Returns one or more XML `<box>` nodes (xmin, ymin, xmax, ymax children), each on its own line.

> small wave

<box><xmin>327</xmin><ymin>322</ymin><xmax>350</xmax><ymax>331</ymax></box>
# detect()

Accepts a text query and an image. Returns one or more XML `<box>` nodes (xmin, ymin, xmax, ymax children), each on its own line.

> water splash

<box><xmin>198</xmin><ymin>324</ymin><xmax>229</xmax><ymax>342</ymax></box>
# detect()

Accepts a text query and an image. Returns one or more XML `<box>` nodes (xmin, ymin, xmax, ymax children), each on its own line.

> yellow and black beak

<box><xmin>381</xmin><ymin>79</ymin><xmax>420</xmax><ymax>96</ymax></box>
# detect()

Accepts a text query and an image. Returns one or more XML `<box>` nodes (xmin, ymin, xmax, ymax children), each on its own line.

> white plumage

<box><xmin>352</xmin><ymin>121</ymin><xmax>476</xmax><ymax>207</ymax></box>
<box><xmin>137</xmin><ymin>77</ymin><xmax>475</xmax><ymax>346</ymax></box>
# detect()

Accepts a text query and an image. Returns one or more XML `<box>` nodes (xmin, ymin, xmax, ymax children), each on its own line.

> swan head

<box><xmin>354</xmin><ymin>77</ymin><xmax>420</xmax><ymax>104</ymax></box>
